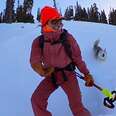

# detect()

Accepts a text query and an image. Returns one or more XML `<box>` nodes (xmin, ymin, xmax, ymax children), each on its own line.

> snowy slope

<box><xmin>0</xmin><ymin>21</ymin><xmax>116</xmax><ymax>116</ymax></box>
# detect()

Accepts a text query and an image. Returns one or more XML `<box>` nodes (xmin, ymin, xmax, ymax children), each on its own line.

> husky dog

<box><xmin>93</xmin><ymin>39</ymin><xmax>107</xmax><ymax>60</ymax></box>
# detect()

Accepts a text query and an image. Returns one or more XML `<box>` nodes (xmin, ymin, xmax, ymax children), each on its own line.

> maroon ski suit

<box><xmin>30</xmin><ymin>29</ymin><xmax>91</xmax><ymax>116</ymax></box>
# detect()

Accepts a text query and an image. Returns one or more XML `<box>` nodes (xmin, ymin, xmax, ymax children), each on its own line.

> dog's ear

<box><xmin>104</xmin><ymin>48</ymin><xmax>106</xmax><ymax>52</ymax></box>
<box><xmin>104</xmin><ymin>48</ymin><xmax>107</xmax><ymax>57</ymax></box>
<box><xmin>96</xmin><ymin>39</ymin><xmax>100</xmax><ymax>43</ymax></box>
<box><xmin>97</xmin><ymin>39</ymin><xmax>100</xmax><ymax>43</ymax></box>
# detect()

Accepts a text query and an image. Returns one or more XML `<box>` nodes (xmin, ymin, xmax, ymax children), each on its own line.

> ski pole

<box><xmin>76</xmin><ymin>72</ymin><xmax>108</xmax><ymax>96</ymax></box>
<box><xmin>75</xmin><ymin>71</ymin><xmax>116</xmax><ymax>109</ymax></box>
<box><xmin>75</xmin><ymin>72</ymin><xmax>112</xmax><ymax>97</ymax></box>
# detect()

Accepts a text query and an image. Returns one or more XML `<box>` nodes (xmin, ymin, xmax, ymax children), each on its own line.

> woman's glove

<box><xmin>43</xmin><ymin>66</ymin><xmax>55</xmax><ymax>77</ymax></box>
<box><xmin>84</xmin><ymin>73</ymin><xmax>94</xmax><ymax>87</ymax></box>
<box><xmin>31</xmin><ymin>63</ymin><xmax>54</xmax><ymax>77</ymax></box>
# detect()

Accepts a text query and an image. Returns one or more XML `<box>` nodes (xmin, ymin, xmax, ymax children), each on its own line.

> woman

<box><xmin>30</xmin><ymin>6</ymin><xmax>94</xmax><ymax>116</ymax></box>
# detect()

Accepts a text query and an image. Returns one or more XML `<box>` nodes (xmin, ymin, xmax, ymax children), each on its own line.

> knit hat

<box><xmin>40</xmin><ymin>6</ymin><xmax>63</xmax><ymax>26</ymax></box>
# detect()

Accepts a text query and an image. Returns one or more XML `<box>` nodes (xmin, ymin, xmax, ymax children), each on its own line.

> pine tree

<box><xmin>109</xmin><ymin>9</ymin><xmax>113</xmax><ymax>25</ymax></box>
<box><xmin>100</xmin><ymin>10</ymin><xmax>107</xmax><ymax>24</ymax></box>
<box><xmin>74</xmin><ymin>2</ymin><xmax>82</xmax><ymax>20</ymax></box>
<box><xmin>37</xmin><ymin>8</ymin><xmax>40</xmax><ymax>22</ymax></box>
<box><xmin>88</xmin><ymin>3</ymin><xmax>100</xmax><ymax>23</ymax></box>
<box><xmin>23</xmin><ymin>0</ymin><xmax>33</xmax><ymax>14</ymax></box>
<box><xmin>23</xmin><ymin>0</ymin><xmax>34</xmax><ymax>23</ymax></box>
<box><xmin>4</xmin><ymin>0</ymin><xmax>15</xmax><ymax>23</ymax></box>
<box><xmin>69</xmin><ymin>5</ymin><xmax>74</xmax><ymax>18</ymax></box>
<box><xmin>64</xmin><ymin>5</ymin><xmax>74</xmax><ymax>20</ymax></box>
<box><xmin>109</xmin><ymin>9</ymin><xmax>116</xmax><ymax>25</ymax></box>
<box><xmin>16</xmin><ymin>5</ymin><xmax>24</xmax><ymax>22</ymax></box>
<box><xmin>2</xmin><ymin>10</ymin><xmax>6</xmax><ymax>23</ymax></box>
<box><xmin>0</xmin><ymin>12</ymin><xmax>2</xmax><ymax>23</ymax></box>
<box><xmin>59</xmin><ymin>8</ymin><xmax>62</xmax><ymax>16</ymax></box>
<box><xmin>80</xmin><ymin>8</ymin><xmax>88</xmax><ymax>21</ymax></box>
<box><xmin>64</xmin><ymin>7</ymin><xmax>69</xmax><ymax>20</ymax></box>
<box><xmin>53</xmin><ymin>0</ymin><xmax>57</xmax><ymax>9</ymax></box>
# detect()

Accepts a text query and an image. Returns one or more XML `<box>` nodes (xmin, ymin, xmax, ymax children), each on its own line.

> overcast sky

<box><xmin>0</xmin><ymin>0</ymin><xmax>116</xmax><ymax>17</ymax></box>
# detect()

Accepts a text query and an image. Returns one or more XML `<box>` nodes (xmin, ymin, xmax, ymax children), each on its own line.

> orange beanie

<box><xmin>40</xmin><ymin>6</ymin><xmax>62</xmax><ymax>26</ymax></box>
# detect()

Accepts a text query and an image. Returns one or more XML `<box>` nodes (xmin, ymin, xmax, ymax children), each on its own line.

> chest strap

<box><xmin>39</xmin><ymin>29</ymin><xmax>75</xmax><ymax>87</ymax></box>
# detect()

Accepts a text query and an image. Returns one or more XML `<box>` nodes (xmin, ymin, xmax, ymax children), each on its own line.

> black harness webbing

<box><xmin>39</xmin><ymin>29</ymin><xmax>75</xmax><ymax>87</ymax></box>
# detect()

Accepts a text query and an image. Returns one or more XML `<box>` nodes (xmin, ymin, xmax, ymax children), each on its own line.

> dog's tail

<box><xmin>93</xmin><ymin>39</ymin><xmax>100</xmax><ymax>50</ymax></box>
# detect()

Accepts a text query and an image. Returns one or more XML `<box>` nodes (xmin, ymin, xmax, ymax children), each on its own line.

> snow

<box><xmin>0</xmin><ymin>21</ymin><xmax>116</xmax><ymax>116</ymax></box>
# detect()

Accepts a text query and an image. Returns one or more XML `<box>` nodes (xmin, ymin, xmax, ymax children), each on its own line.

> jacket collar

<box><xmin>42</xmin><ymin>29</ymin><xmax>63</xmax><ymax>43</ymax></box>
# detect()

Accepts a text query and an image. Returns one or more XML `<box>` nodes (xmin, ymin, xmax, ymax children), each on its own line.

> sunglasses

<box><xmin>50</xmin><ymin>19</ymin><xmax>62</xmax><ymax>25</ymax></box>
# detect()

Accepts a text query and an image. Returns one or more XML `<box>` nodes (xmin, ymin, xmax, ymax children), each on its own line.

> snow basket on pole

<box><xmin>103</xmin><ymin>91</ymin><xmax>116</xmax><ymax>109</ymax></box>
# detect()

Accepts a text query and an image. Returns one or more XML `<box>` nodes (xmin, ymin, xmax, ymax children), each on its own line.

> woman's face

<box><xmin>48</xmin><ymin>19</ymin><xmax>63</xmax><ymax>31</ymax></box>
